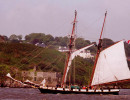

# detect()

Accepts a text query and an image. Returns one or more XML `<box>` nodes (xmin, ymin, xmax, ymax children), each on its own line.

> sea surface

<box><xmin>0</xmin><ymin>88</ymin><xmax>130</xmax><ymax>100</ymax></box>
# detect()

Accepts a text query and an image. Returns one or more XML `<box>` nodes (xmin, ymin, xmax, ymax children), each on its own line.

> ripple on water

<box><xmin>0</xmin><ymin>88</ymin><xmax>130</xmax><ymax>100</ymax></box>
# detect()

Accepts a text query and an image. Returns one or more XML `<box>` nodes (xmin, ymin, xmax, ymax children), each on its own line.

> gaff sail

<box><xmin>91</xmin><ymin>41</ymin><xmax>130</xmax><ymax>86</ymax></box>
<box><xmin>63</xmin><ymin>44</ymin><xmax>94</xmax><ymax>83</ymax></box>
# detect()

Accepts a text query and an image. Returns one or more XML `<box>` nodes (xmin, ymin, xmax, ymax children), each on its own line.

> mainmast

<box><xmin>62</xmin><ymin>10</ymin><xmax>77</xmax><ymax>87</ymax></box>
<box><xmin>89</xmin><ymin>11</ymin><xmax>107</xmax><ymax>87</ymax></box>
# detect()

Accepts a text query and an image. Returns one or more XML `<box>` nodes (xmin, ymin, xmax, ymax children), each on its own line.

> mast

<box><xmin>62</xmin><ymin>10</ymin><xmax>77</xmax><ymax>87</ymax></box>
<box><xmin>89</xmin><ymin>11</ymin><xmax>107</xmax><ymax>87</ymax></box>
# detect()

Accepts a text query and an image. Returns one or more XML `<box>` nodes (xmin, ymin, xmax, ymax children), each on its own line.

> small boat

<box><xmin>38</xmin><ymin>11</ymin><xmax>130</xmax><ymax>95</ymax></box>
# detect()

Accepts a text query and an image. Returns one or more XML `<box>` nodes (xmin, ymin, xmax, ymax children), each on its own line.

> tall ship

<box><xmin>38</xmin><ymin>11</ymin><xmax>130</xmax><ymax>95</ymax></box>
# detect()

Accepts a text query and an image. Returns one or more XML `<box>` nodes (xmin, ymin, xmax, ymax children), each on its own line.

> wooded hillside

<box><xmin>0</xmin><ymin>33</ymin><xmax>130</xmax><ymax>86</ymax></box>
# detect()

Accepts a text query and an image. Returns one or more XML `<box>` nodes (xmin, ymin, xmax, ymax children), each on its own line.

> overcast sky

<box><xmin>0</xmin><ymin>0</ymin><xmax>130</xmax><ymax>42</ymax></box>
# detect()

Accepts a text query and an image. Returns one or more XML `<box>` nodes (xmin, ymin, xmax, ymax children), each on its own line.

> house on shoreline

<box><xmin>58</xmin><ymin>46</ymin><xmax>94</xmax><ymax>59</ymax></box>
<box><xmin>22</xmin><ymin>71</ymin><xmax>61</xmax><ymax>87</ymax></box>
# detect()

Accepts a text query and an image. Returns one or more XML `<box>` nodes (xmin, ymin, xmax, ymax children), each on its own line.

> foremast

<box><xmin>62</xmin><ymin>10</ymin><xmax>77</xmax><ymax>87</ymax></box>
<box><xmin>89</xmin><ymin>11</ymin><xmax>107</xmax><ymax>87</ymax></box>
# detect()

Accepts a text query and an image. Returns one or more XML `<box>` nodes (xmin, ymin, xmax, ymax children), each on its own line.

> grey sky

<box><xmin>0</xmin><ymin>0</ymin><xmax>130</xmax><ymax>42</ymax></box>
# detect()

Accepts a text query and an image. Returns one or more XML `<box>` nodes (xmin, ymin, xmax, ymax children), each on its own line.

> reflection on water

<box><xmin>0</xmin><ymin>88</ymin><xmax>130</xmax><ymax>100</ymax></box>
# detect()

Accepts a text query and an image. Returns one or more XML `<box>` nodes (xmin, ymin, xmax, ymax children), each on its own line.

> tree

<box><xmin>9</xmin><ymin>34</ymin><xmax>18</xmax><ymax>40</ymax></box>
<box><xmin>42</xmin><ymin>34</ymin><xmax>54</xmax><ymax>45</ymax></box>
<box><xmin>60</xmin><ymin>36</ymin><xmax>69</xmax><ymax>46</ymax></box>
<box><xmin>31</xmin><ymin>39</ymin><xmax>40</xmax><ymax>44</ymax></box>
<box><xmin>75</xmin><ymin>38</ymin><xmax>90</xmax><ymax>49</ymax></box>
<box><xmin>9</xmin><ymin>34</ymin><xmax>22</xmax><ymax>43</ymax></box>
<box><xmin>17</xmin><ymin>35</ymin><xmax>22</xmax><ymax>41</ymax></box>
<box><xmin>0</xmin><ymin>35</ymin><xmax>8</xmax><ymax>42</ymax></box>
<box><xmin>102</xmin><ymin>38</ymin><xmax>114</xmax><ymax>49</ymax></box>
<box><xmin>54</xmin><ymin>37</ymin><xmax>63</xmax><ymax>46</ymax></box>
<box><xmin>3</xmin><ymin>35</ymin><xmax>9</xmax><ymax>41</ymax></box>
<box><xmin>25</xmin><ymin>33</ymin><xmax>45</xmax><ymax>43</ymax></box>
<box><xmin>0</xmin><ymin>65</ymin><xmax>9</xmax><ymax>86</ymax></box>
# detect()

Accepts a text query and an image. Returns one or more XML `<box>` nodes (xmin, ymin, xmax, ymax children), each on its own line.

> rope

<box><xmin>18</xmin><ymin>45</ymin><xmax>65</xmax><ymax>71</ymax></box>
<box><xmin>14</xmin><ymin>44</ymin><xmax>42</xmax><ymax>67</ymax></box>
<box><xmin>77</xmin><ymin>13</ymin><xmax>105</xmax><ymax>41</ymax></box>
<box><xmin>41</xmin><ymin>53</ymin><xmax>65</xmax><ymax>71</ymax></box>
<box><xmin>19</xmin><ymin>46</ymin><xmax>48</xmax><ymax>69</ymax></box>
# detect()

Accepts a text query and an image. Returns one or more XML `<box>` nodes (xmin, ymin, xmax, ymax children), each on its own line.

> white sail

<box><xmin>71</xmin><ymin>44</ymin><xmax>94</xmax><ymax>60</ymax></box>
<box><xmin>91</xmin><ymin>41</ymin><xmax>130</xmax><ymax>86</ymax></box>
<box><xmin>41</xmin><ymin>79</ymin><xmax>46</xmax><ymax>87</ymax></box>
<box><xmin>6</xmin><ymin>73</ymin><xmax>25</xmax><ymax>85</ymax></box>
<box><xmin>64</xmin><ymin>44</ymin><xmax>94</xmax><ymax>83</ymax></box>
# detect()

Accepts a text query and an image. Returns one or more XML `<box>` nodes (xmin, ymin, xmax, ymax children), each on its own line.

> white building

<box><xmin>58</xmin><ymin>46</ymin><xmax>94</xmax><ymax>59</ymax></box>
<box><xmin>58</xmin><ymin>46</ymin><xmax>69</xmax><ymax>52</ymax></box>
<box><xmin>77</xmin><ymin>50</ymin><xmax>94</xmax><ymax>59</ymax></box>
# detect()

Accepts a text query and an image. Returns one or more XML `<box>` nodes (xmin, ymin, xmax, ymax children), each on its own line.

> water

<box><xmin>0</xmin><ymin>88</ymin><xmax>130</xmax><ymax>100</ymax></box>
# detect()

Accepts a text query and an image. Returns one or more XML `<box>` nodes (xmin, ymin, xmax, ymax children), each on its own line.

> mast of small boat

<box><xmin>89</xmin><ymin>11</ymin><xmax>107</xmax><ymax>87</ymax></box>
<box><xmin>62</xmin><ymin>10</ymin><xmax>77</xmax><ymax>88</ymax></box>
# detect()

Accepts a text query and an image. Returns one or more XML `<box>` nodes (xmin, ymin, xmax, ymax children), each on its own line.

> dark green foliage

<box><xmin>102</xmin><ymin>38</ymin><xmax>115</xmax><ymax>49</ymax></box>
<box><xmin>0</xmin><ymin>42</ymin><xmax>65</xmax><ymax>72</ymax></box>
<box><xmin>9</xmin><ymin>34</ymin><xmax>22</xmax><ymax>43</ymax></box>
<box><xmin>25</xmin><ymin>33</ymin><xmax>55</xmax><ymax>45</ymax></box>
<box><xmin>0</xmin><ymin>35</ymin><xmax>8</xmax><ymax>41</ymax></box>
<box><xmin>75</xmin><ymin>38</ymin><xmax>91</xmax><ymax>49</ymax></box>
<box><xmin>67</xmin><ymin>56</ymin><xmax>94</xmax><ymax>86</ymax></box>
<box><xmin>1</xmin><ymin>34</ymin><xmax>130</xmax><ymax>87</ymax></box>
<box><xmin>25</xmin><ymin>33</ymin><xmax>45</xmax><ymax>43</ymax></box>
<box><xmin>53</xmin><ymin>36</ymin><xmax>69</xmax><ymax>46</ymax></box>
<box><xmin>0</xmin><ymin>42</ymin><xmax>95</xmax><ymax>86</ymax></box>
<box><xmin>20</xmin><ymin>58</ymin><xmax>29</xmax><ymax>64</ymax></box>
<box><xmin>43</xmin><ymin>34</ymin><xmax>54</xmax><ymax>45</ymax></box>
<box><xmin>0</xmin><ymin>65</ymin><xmax>9</xmax><ymax>86</ymax></box>
<box><xmin>24</xmin><ymin>33</ymin><xmax>95</xmax><ymax>50</ymax></box>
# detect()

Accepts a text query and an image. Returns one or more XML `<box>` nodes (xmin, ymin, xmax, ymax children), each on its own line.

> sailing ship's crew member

<box><xmin>56</xmin><ymin>84</ymin><xmax>58</xmax><ymax>88</ymax></box>
<box><xmin>82</xmin><ymin>86</ymin><xmax>86</xmax><ymax>89</ymax></box>
<box><xmin>86</xmin><ymin>86</ymin><xmax>88</xmax><ymax>91</ymax></box>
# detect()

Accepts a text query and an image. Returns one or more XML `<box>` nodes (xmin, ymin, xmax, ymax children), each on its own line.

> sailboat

<box><xmin>38</xmin><ymin>11</ymin><xmax>130</xmax><ymax>95</ymax></box>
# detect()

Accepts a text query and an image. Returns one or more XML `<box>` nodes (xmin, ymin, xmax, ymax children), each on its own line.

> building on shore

<box><xmin>22</xmin><ymin>71</ymin><xmax>61</xmax><ymax>87</ymax></box>
<box><xmin>58</xmin><ymin>46</ymin><xmax>94</xmax><ymax>59</ymax></box>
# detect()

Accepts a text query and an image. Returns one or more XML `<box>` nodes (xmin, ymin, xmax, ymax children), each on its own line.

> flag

<box><xmin>128</xmin><ymin>40</ymin><xmax>130</xmax><ymax>44</ymax></box>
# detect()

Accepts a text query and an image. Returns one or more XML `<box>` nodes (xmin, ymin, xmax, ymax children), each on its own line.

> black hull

<box><xmin>38</xmin><ymin>88</ymin><xmax>119</xmax><ymax>95</ymax></box>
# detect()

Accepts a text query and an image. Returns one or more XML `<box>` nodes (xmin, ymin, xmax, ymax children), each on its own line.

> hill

<box><xmin>0</xmin><ymin>42</ymin><xmax>94</xmax><ymax>86</ymax></box>
<box><xmin>0</xmin><ymin>38</ymin><xmax>130</xmax><ymax>87</ymax></box>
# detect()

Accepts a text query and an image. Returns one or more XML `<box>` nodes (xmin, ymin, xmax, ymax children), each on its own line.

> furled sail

<box><xmin>6</xmin><ymin>73</ymin><xmax>25</xmax><ymax>85</ymax></box>
<box><xmin>64</xmin><ymin>44</ymin><xmax>94</xmax><ymax>83</ymax></box>
<box><xmin>91</xmin><ymin>41</ymin><xmax>130</xmax><ymax>86</ymax></box>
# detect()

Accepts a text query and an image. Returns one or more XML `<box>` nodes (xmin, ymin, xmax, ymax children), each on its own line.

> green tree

<box><xmin>0</xmin><ymin>65</ymin><xmax>9</xmax><ymax>86</ymax></box>
<box><xmin>102</xmin><ymin>38</ymin><xmax>114</xmax><ymax>49</ymax></box>
<box><xmin>25</xmin><ymin>33</ymin><xmax>45</xmax><ymax>44</ymax></box>
<box><xmin>43</xmin><ymin>34</ymin><xmax>54</xmax><ymax>45</ymax></box>
<box><xmin>60</xmin><ymin>36</ymin><xmax>69</xmax><ymax>46</ymax></box>
<box><xmin>9</xmin><ymin>34</ymin><xmax>18</xmax><ymax>40</ymax></box>
<box><xmin>75</xmin><ymin>38</ymin><xmax>90</xmax><ymax>49</ymax></box>
<box><xmin>17</xmin><ymin>35</ymin><xmax>22</xmax><ymax>41</ymax></box>
<box><xmin>9</xmin><ymin>34</ymin><xmax>22</xmax><ymax>43</ymax></box>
